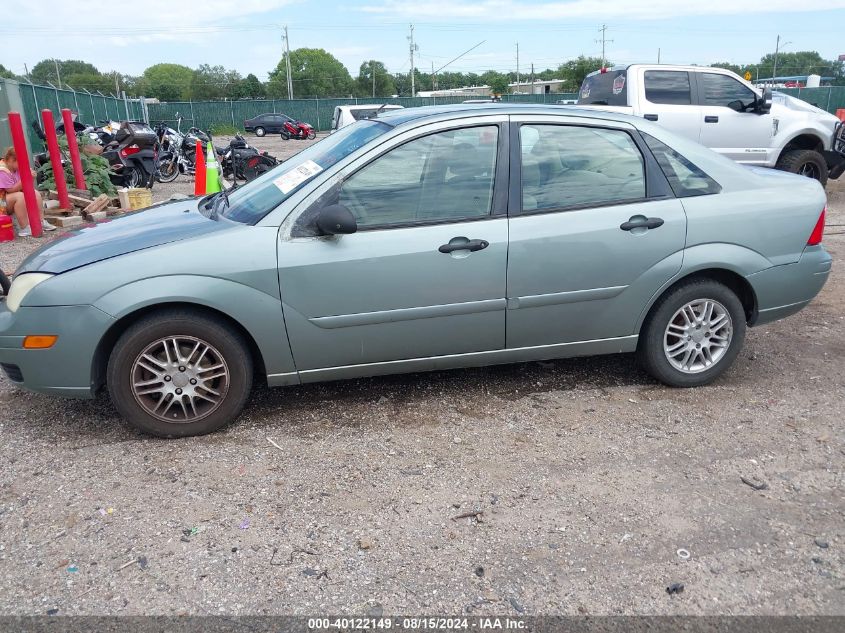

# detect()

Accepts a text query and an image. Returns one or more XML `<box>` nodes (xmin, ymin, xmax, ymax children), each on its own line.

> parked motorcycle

<box><xmin>153</xmin><ymin>114</ymin><xmax>210</xmax><ymax>182</ymax></box>
<box><xmin>100</xmin><ymin>121</ymin><xmax>158</xmax><ymax>188</ymax></box>
<box><xmin>217</xmin><ymin>134</ymin><xmax>279</xmax><ymax>183</ymax></box>
<box><xmin>280</xmin><ymin>119</ymin><xmax>316</xmax><ymax>140</ymax></box>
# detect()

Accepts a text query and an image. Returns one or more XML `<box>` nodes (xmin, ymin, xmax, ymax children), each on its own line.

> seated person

<box><xmin>0</xmin><ymin>147</ymin><xmax>55</xmax><ymax>236</ymax></box>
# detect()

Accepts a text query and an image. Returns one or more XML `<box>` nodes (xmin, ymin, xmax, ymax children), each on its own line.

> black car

<box><xmin>243</xmin><ymin>113</ymin><xmax>295</xmax><ymax>137</ymax></box>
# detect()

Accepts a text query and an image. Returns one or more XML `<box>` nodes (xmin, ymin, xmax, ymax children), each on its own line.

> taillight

<box><xmin>120</xmin><ymin>144</ymin><xmax>141</xmax><ymax>158</ymax></box>
<box><xmin>807</xmin><ymin>207</ymin><xmax>826</xmax><ymax>246</ymax></box>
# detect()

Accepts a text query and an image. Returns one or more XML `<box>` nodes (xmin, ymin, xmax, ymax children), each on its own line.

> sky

<box><xmin>3</xmin><ymin>0</ymin><xmax>845</xmax><ymax>84</ymax></box>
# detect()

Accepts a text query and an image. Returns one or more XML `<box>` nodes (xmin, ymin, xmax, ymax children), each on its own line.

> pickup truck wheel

<box><xmin>638</xmin><ymin>279</ymin><xmax>746</xmax><ymax>388</ymax></box>
<box><xmin>776</xmin><ymin>149</ymin><xmax>828</xmax><ymax>186</ymax></box>
<box><xmin>107</xmin><ymin>309</ymin><xmax>253</xmax><ymax>438</ymax></box>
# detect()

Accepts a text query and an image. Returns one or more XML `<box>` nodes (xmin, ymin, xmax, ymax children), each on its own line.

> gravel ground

<box><xmin>0</xmin><ymin>143</ymin><xmax>842</xmax><ymax>617</ymax></box>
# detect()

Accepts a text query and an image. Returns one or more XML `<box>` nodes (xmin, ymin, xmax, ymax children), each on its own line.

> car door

<box><xmin>277</xmin><ymin>118</ymin><xmax>509</xmax><ymax>374</ymax></box>
<box><xmin>636</xmin><ymin>68</ymin><xmax>702</xmax><ymax>142</ymax></box>
<box><xmin>268</xmin><ymin>115</ymin><xmax>286</xmax><ymax>133</ymax></box>
<box><xmin>696</xmin><ymin>71</ymin><xmax>772</xmax><ymax>164</ymax></box>
<box><xmin>507</xmin><ymin>116</ymin><xmax>687</xmax><ymax>348</ymax></box>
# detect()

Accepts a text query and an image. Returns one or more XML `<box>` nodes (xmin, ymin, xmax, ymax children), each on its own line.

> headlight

<box><xmin>5</xmin><ymin>273</ymin><xmax>54</xmax><ymax>312</ymax></box>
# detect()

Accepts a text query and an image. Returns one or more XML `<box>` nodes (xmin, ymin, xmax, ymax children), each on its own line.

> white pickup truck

<box><xmin>577</xmin><ymin>64</ymin><xmax>845</xmax><ymax>185</ymax></box>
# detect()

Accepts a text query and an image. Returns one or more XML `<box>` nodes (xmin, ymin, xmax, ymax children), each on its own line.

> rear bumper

<box><xmin>747</xmin><ymin>246</ymin><xmax>832</xmax><ymax>326</ymax></box>
<box><xmin>0</xmin><ymin>302</ymin><xmax>114</xmax><ymax>398</ymax></box>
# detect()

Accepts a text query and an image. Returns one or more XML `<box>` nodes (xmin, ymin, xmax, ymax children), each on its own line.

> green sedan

<box><xmin>0</xmin><ymin>104</ymin><xmax>831</xmax><ymax>437</ymax></box>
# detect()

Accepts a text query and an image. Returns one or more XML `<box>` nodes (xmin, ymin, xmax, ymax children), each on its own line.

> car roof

<box><xmin>375</xmin><ymin>102</ymin><xmax>640</xmax><ymax>127</ymax></box>
<box><xmin>340</xmin><ymin>104</ymin><xmax>403</xmax><ymax>111</ymax></box>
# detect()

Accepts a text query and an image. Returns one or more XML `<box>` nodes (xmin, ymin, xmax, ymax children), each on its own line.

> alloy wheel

<box><xmin>798</xmin><ymin>161</ymin><xmax>821</xmax><ymax>180</ymax></box>
<box><xmin>663</xmin><ymin>299</ymin><xmax>733</xmax><ymax>374</ymax></box>
<box><xmin>130</xmin><ymin>336</ymin><xmax>230</xmax><ymax>423</ymax></box>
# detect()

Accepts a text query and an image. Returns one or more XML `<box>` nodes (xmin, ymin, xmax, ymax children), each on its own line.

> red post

<box><xmin>61</xmin><ymin>108</ymin><xmax>86</xmax><ymax>190</ymax></box>
<box><xmin>194</xmin><ymin>140</ymin><xmax>206</xmax><ymax>196</ymax></box>
<box><xmin>7</xmin><ymin>112</ymin><xmax>42</xmax><ymax>238</ymax></box>
<box><xmin>41</xmin><ymin>110</ymin><xmax>70</xmax><ymax>211</ymax></box>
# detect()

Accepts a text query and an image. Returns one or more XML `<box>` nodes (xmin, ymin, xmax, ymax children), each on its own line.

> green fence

<box><xmin>777</xmin><ymin>86</ymin><xmax>845</xmax><ymax>114</ymax></box>
<box><xmin>147</xmin><ymin>93</ymin><xmax>582</xmax><ymax>133</ymax></box>
<box><xmin>0</xmin><ymin>78</ymin><xmax>145</xmax><ymax>149</ymax></box>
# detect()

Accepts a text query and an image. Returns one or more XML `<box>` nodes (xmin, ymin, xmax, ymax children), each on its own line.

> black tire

<box><xmin>307</xmin><ymin>130</ymin><xmax>316</xmax><ymax>140</ymax></box>
<box><xmin>637</xmin><ymin>279</ymin><xmax>746</xmax><ymax>388</ymax></box>
<box><xmin>125</xmin><ymin>166</ymin><xmax>145</xmax><ymax>188</ymax></box>
<box><xmin>254</xmin><ymin>126</ymin><xmax>266</xmax><ymax>137</ymax></box>
<box><xmin>776</xmin><ymin>149</ymin><xmax>828</xmax><ymax>186</ymax></box>
<box><xmin>156</xmin><ymin>156</ymin><xmax>179</xmax><ymax>183</ymax></box>
<box><xmin>106</xmin><ymin>309</ymin><xmax>253</xmax><ymax>438</ymax></box>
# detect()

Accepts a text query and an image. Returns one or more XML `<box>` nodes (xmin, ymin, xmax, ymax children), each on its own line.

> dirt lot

<box><xmin>0</xmin><ymin>137</ymin><xmax>842</xmax><ymax>616</ymax></box>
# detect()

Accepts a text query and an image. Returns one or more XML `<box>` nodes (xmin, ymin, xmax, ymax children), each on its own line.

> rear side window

<box><xmin>644</xmin><ymin>71</ymin><xmax>691</xmax><ymax>105</ymax></box>
<box><xmin>520</xmin><ymin>125</ymin><xmax>645</xmax><ymax>211</ymax></box>
<box><xmin>352</xmin><ymin>108</ymin><xmax>380</xmax><ymax>121</ymax></box>
<box><xmin>577</xmin><ymin>70</ymin><xmax>628</xmax><ymax>106</ymax></box>
<box><xmin>641</xmin><ymin>133</ymin><xmax>721</xmax><ymax>197</ymax></box>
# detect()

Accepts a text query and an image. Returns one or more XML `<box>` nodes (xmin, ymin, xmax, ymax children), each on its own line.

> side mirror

<box><xmin>316</xmin><ymin>204</ymin><xmax>357</xmax><ymax>235</ymax></box>
<box><xmin>756</xmin><ymin>87</ymin><xmax>773</xmax><ymax>114</ymax></box>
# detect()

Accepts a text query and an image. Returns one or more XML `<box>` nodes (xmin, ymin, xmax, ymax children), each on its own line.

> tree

<box><xmin>556</xmin><ymin>56</ymin><xmax>605</xmax><ymax>91</ymax></box>
<box><xmin>189</xmin><ymin>64</ymin><xmax>242</xmax><ymax>100</ymax></box>
<box><xmin>267</xmin><ymin>48</ymin><xmax>353</xmax><ymax>98</ymax></box>
<box><xmin>31</xmin><ymin>59</ymin><xmax>99</xmax><ymax>87</ymax></box>
<box><xmin>356</xmin><ymin>60</ymin><xmax>395</xmax><ymax>98</ymax></box>
<box><xmin>482</xmin><ymin>71</ymin><xmax>510</xmax><ymax>96</ymax></box>
<box><xmin>239</xmin><ymin>73</ymin><xmax>266</xmax><ymax>99</ymax></box>
<box><xmin>137</xmin><ymin>63</ymin><xmax>193</xmax><ymax>102</ymax></box>
<box><xmin>756</xmin><ymin>50</ymin><xmax>837</xmax><ymax>80</ymax></box>
<box><xmin>0</xmin><ymin>64</ymin><xmax>16</xmax><ymax>80</ymax></box>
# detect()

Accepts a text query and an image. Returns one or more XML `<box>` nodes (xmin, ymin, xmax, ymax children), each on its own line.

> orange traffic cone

<box><xmin>194</xmin><ymin>140</ymin><xmax>206</xmax><ymax>196</ymax></box>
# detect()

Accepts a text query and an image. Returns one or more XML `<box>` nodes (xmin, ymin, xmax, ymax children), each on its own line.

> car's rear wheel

<box><xmin>107</xmin><ymin>309</ymin><xmax>253</xmax><ymax>437</ymax></box>
<box><xmin>637</xmin><ymin>279</ymin><xmax>746</xmax><ymax>387</ymax></box>
<box><xmin>776</xmin><ymin>149</ymin><xmax>829</xmax><ymax>186</ymax></box>
<box><xmin>254</xmin><ymin>126</ymin><xmax>266</xmax><ymax>137</ymax></box>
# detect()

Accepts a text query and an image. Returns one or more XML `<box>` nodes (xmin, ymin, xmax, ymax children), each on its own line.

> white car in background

<box><xmin>578</xmin><ymin>64</ymin><xmax>845</xmax><ymax>185</ymax></box>
<box><xmin>331</xmin><ymin>104</ymin><xmax>404</xmax><ymax>132</ymax></box>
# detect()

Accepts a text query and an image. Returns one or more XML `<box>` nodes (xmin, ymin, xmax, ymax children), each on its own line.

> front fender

<box><xmin>633</xmin><ymin>243</ymin><xmax>772</xmax><ymax>333</ymax></box>
<box><xmin>94</xmin><ymin>275</ymin><xmax>297</xmax><ymax>379</ymax></box>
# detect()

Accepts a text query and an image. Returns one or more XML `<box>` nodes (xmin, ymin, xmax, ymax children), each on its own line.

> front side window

<box><xmin>641</xmin><ymin>132</ymin><xmax>721</xmax><ymax>197</ymax></box>
<box><xmin>520</xmin><ymin>125</ymin><xmax>645</xmax><ymax>211</ymax></box>
<box><xmin>644</xmin><ymin>71</ymin><xmax>691</xmax><ymax>105</ymax></box>
<box><xmin>700</xmin><ymin>73</ymin><xmax>757</xmax><ymax>110</ymax></box>
<box><xmin>324</xmin><ymin>126</ymin><xmax>499</xmax><ymax>229</ymax></box>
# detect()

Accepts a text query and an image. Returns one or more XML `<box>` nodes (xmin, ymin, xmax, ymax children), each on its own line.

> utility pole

<box><xmin>283</xmin><ymin>25</ymin><xmax>294</xmax><ymax>99</ymax></box>
<box><xmin>657</xmin><ymin>48</ymin><xmax>661</xmax><ymax>64</ymax></box>
<box><xmin>772</xmin><ymin>34</ymin><xmax>785</xmax><ymax>83</ymax></box>
<box><xmin>54</xmin><ymin>59</ymin><xmax>62</xmax><ymax>89</ymax></box>
<box><xmin>372</xmin><ymin>61</ymin><xmax>377</xmax><ymax>97</ymax></box>
<box><xmin>115</xmin><ymin>73</ymin><xmax>120</xmax><ymax>97</ymax></box>
<box><xmin>431</xmin><ymin>60</ymin><xmax>436</xmax><ymax>92</ymax></box>
<box><xmin>408</xmin><ymin>24</ymin><xmax>417</xmax><ymax>98</ymax></box>
<box><xmin>516</xmin><ymin>42</ymin><xmax>520</xmax><ymax>93</ymax></box>
<box><xmin>530</xmin><ymin>63</ymin><xmax>535</xmax><ymax>93</ymax></box>
<box><xmin>596</xmin><ymin>24</ymin><xmax>613</xmax><ymax>69</ymax></box>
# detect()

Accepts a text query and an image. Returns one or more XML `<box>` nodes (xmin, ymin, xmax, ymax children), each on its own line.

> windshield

<box><xmin>218</xmin><ymin>120</ymin><xmax>391</xmax><ymax>224</ymax></box>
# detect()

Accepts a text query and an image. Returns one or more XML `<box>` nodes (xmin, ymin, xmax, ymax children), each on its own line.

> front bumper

<box><xmin>747</xmin><ymin>245</ymin><xmax>832</xmax><ymax>326</ymax></box>
<box><xmin>0</xmin><ymin>302</ymin><xmax>115</xmax><ymax>398</ymax></box>
<box><xmin>824</xmin><ymin>121</ymin><xmax>845</xmax><ymax>180</ymax></box>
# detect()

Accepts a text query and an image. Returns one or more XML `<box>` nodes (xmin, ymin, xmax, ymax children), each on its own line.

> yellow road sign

<box><xmin>744</xmin><ymin>71</ymin><xmax>752</xmax><ymax>81</ymax></box>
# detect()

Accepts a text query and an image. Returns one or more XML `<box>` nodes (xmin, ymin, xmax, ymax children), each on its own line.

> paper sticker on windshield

<box><xmin>612</xmin><ymin>74</ymin><xmax>626</xmax><ymax>95</ymax></box>
<box><xmin>273</xmin><ymin>160</ymin><xmax>324</xmax><ymax>194</ymax></box>
<box><xmin>580</xmin><ymin>84</ymin><xmax>591</xmax><ymax>99</ymax></box>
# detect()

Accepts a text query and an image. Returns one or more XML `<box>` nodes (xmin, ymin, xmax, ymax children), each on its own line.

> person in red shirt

<box><xmin>0</xmin><ymin>147</ymin><xmax>55</xmax><ymax>236</ymax></box>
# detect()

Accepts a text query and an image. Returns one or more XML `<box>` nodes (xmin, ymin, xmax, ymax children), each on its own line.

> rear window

<box><xmin>577</xmin><ymin>70</ymin><xmax>628</xmax><ymax>106</ymax></box>
<box><xmin>351</xmin><ymin>108</ymin><xmax>382</xmax><ymax>121</ymax></box>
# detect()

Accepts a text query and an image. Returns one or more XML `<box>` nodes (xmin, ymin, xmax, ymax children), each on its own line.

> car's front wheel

<box><xmin>776</xmin><ymin>149</ymin><xmax>829</xmax><ymax>186</ymax></box>
<box><xmin>107</xmin><ymin>309</ymin><xmax>253</xmax><ymax>437</ymax></box>
<box><xmin>638</xmin><ymin>279</ymin><xmax>746</xmax><ymax>387</ymax></box>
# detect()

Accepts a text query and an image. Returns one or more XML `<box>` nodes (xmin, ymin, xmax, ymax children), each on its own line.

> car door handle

<box><xmin>644</xmin><ymin>114</ymin><xmax>659</xmax><ymax>121</ymax></box>
<box><xmin>704</xmin><ymin>115</ymin><xmax>719</xmax><ymax>123</ymax></box>
<box><xmin>620</xmin><ymin>217</ymin><xmax>664</xmax><ymax>231</ymax></box>
<box><xmin>439</xmin><ymin>239</ymin><xmax>489</xmax><ymax>253</ymax></box>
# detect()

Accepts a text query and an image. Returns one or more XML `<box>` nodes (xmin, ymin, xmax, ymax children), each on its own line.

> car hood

<box><xmin>16</xmin><ymin>200</ymin><xmax>232</xmax><ymax>275</ymax></box>
<box><xmin>772</xmin><ymin>92</ymin><xmax>839</xmax><ymax>124</ymax></box>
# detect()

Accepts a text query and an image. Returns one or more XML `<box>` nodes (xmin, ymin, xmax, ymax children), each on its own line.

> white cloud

<box><xmin>360</xmin><ymin>0</ymin><xmax>845</xmax><ymax>20</ymax></box>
